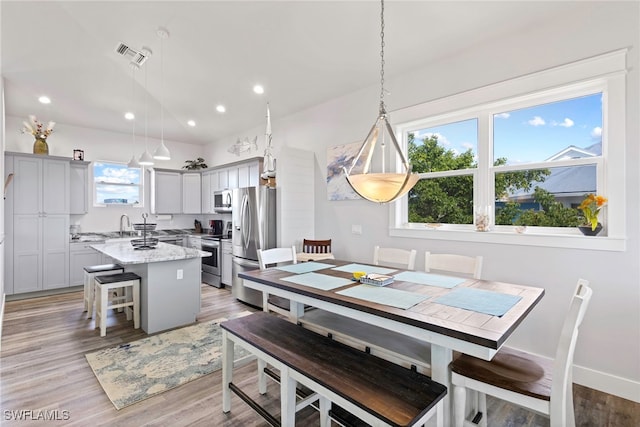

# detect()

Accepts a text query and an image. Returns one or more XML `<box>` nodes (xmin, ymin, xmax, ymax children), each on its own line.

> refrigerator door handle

<box><xmin>241</xmin><ymin>193</ymin><xmax>251</xmax><ymax>250</ymax></box>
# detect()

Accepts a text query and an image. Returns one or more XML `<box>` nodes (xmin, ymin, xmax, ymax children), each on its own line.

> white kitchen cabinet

<box><xmin>70</xmin><ymin>161</ymin><xmax>90</xmax><ymax>214</ymax></box>
<box><xmin>217</xmin><ymin>168</ymin><xmax>229</xmax><ymax>190</ymax></box>
<box><xmin>227</xmin><ymin>167</ymin><xmax>238</xmax><ymax>189</ymax></box>
<box><xmin>182</xmin><ymin>173</ymin><xmax>201</xmax><ymax>214</ymax></box>
<box><xmin>150</xmin><ymin>169</ymin><xmax>182</xmax><ymax>214</ymax></box>
<box><xmin>7</xmin><ymin>153</ymin><xmax>71</xmax><ymax>294</ymax></box>
<box><xmin>69</xmin><ymin>242</ymin><xmax>103</xmax><ymax>286</ymax></box>
<box><xmin>221</xmin><ymin>239</ymin><xmax>232</xmax><ymax>286</ymax></box>
<box><xmin>201</xmin><ymin>171</ymin><xmax>213</xmax><ymax>213</ymax></box>
<box><xmin>238</xmin><ymin>160</ymin><xmax>261</xmax><ymax>188</ymax></box>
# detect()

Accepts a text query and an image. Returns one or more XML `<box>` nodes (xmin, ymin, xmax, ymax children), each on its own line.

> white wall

<box><xmin>3</xmin><ymin>117</ymin><xmax>209</xmax><ymax>232</ymax></box>
<box><xmin>206</xmin><ymin>2</ymin><xmax>640</xmax><ymax>401</ymax></box>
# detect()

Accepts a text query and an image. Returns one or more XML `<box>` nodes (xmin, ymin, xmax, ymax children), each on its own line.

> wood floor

<box><xmin>1</xmin><ymin>285</ymin><xmax>638</xmax><ymax>426</ymax></box>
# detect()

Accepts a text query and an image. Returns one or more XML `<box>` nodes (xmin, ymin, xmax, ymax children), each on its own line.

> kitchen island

<box><xmin>90</xmin><ymin>241</ymin><xmax>211</xmax><ymax>334</ymax></box>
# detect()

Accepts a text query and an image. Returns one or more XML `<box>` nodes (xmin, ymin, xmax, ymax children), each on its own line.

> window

<box><xmin>93</xmin><ymin>161</ymin><xmax>142</xmax><ymax>206</ymax></box>
<box><xmin>390</xmin><ymin>50</ymin><xmax>627</xmax><ymax>250</ymax></box>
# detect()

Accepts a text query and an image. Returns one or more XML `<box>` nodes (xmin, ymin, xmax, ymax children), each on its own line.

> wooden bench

<box><xmin>221</xmin><ymin>311</ymin><xmax>447</xmax><ymax>427</ymax></box>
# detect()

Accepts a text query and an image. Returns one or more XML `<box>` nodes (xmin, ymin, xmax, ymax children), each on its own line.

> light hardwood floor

<box><xmin>1</xmin><ymin>285</ymin><xmax>638</xmax><ymax>426</ymax></box>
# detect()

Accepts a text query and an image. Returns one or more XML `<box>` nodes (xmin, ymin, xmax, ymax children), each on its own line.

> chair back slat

<box><xmin>303</xmin><ymin>239</ymin><xmax>332</xmax><ymax>254</ymax></box>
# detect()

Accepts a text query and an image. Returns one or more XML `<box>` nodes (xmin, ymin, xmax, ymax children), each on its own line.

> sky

<box><xmin>93</xmin><ymin>162</ymin><xmax>141</xmax><ymax>204</ymax></box>
<box><xmin>412</xmin><ymin>92</ymin><xmax>602</xmax><ymax>165</ymax></box>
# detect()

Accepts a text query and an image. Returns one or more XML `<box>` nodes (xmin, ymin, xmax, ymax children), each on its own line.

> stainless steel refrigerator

<box><xmin>231</xmin><ymin>186</ymin><xmax>277</xmax><ymax>307</ymax></box>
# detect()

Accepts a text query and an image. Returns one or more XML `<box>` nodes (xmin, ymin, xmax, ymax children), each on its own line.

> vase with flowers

<box><xmin>578</xmin><ymin>193</ymin><xmax>607</xmax><ymax>236</ymax></box>
<box><xmin>21</xmin><ymin>115</ymin><xmax>55</xmax><ymax>155</ymax></box>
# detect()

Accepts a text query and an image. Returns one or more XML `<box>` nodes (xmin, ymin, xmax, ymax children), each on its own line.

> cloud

<box><xmin>421</xmin><ymin>132</ymin><xmax>451</xmax><ymax>146</ymax></box>
<box><xmin>527</xmin><ymin>116</ymin><xmax>545</xmax><ymax>126</ymax></box>
<box><xmin>461</xmin><ymin>142</ymin><xmax>474</xmax><ymax>150</ymax></box>
<box><xmin>495</xmin><ymin>112</ymin><xmax>510</xmax><ymax>119</ymax></box>
<box><xmin>591</xmin><ymin>126</ymin><xmax>602</xmax><ymax>139</ymax></box>
<box><xmin>554</xmin><ymin>118</ymin><xmax>574</xmax><ymax>128</ymax></box>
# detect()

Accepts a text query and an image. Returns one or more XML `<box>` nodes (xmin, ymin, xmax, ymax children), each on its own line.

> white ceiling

<box><xmin>2</xmin><ymin>1</ymin><xmax>578</xmax><ymax>146</ymax></box>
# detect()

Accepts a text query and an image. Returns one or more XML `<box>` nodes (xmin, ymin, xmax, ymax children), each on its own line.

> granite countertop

<box><xmin>90</xmin><ymin>241</ymin><xmax>211</xmax><ymax>265</ymax></box>
<box><xmin>71</xmin><ymin>228</ymin><xmax>212</xmax><ymax>243</ymax></box>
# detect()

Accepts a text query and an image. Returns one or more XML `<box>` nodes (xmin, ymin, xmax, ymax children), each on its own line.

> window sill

<box><xmin>389</xmin><ymin>226</ymin><xmax>626</xmax><ymax>252</ymax></box>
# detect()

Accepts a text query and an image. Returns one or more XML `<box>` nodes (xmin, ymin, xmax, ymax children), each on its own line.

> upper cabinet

<box><xmin>12</xmin><ymin>154</ymin><xmax>70</xmax><ymax>215</ymax></box>
<box><xmin>149</xmin><ymin>169</ymin><xmax>182</xmax><ymax>214</ymax></box>
<box><xmin>70</xmin><ymin>161</ymin><xmax>90</xmax><ymax>214</ymax></box>
<box><xmin>182</xmin><ymin>173</ymin><xmax>201</xmax><ymax>214</ymax></box>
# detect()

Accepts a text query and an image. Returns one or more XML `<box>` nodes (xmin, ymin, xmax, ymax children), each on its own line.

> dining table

<box><xmin>238</xmin><ymin>259</ymin><xmax>545</xmax><ymax>425</ymax></box>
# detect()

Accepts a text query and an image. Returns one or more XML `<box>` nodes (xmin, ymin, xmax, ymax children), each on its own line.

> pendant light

<box><xmin>153</xmin><ymin>27</ymin><xmax>171</xmax><ymax>160</ymax></box>
<box><xmin>343</xmin><ymin>0</ymin><xmax>418</xmax><ymax>203</ymax></box>
<box><xmin>138</xmin><ymin>61</ymin><xmax>154</xmax><ymax>166</ymax></box>
<box><xmin>127</xmin><ymin>66</ymin><xmax>141</xmax><ymax>168</ymax></box>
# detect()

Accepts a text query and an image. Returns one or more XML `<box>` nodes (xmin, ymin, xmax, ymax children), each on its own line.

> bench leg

<box><xmin>453</xmin><ymin>384</ymin><xmax>466</xmax><ymax>427</ymax></box>
<box><xmin>222</xmin><ymin>330</ymin><xmax>234</xmax><ymax>413</ymax></box>
<box><xmin>99</xmin><ymin>285</ymin><xmax>108</xmax><ymax>337</ymax></box>
<box><xmin>258</xmin><ymin>359</ymin><xmax>267</xmax><ymax>394</ymax></box>
<box><xmin>280</xmin><ymin>366</ymin><xmax>297</xmax><ymax>426</ymax></box>
<box><xmin>318</xmin><ymin>396</ymin><xmax>330</xmax><ymax>427</ymax></box>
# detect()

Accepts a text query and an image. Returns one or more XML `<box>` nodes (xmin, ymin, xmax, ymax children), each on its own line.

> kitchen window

<box><xmin>93</xmin><ymin>161</ymin><xmax>142</xmax><ymax>206</ymax></box>
<box><xmin>390</xmin><ymin>49</ymin><xmax>627</xmax><ymax>251</ymax></box>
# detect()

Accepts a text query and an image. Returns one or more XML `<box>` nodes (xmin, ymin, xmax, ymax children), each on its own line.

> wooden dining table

<box><xmin>238</xmin><ymin>259</ymin><xmax>545</xmax><ymax>425</ymax></box>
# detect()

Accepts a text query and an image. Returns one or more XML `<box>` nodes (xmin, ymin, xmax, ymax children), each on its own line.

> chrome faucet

<box><xmin>120</xmin><ymin>214</ymin><xmax>131</xmax><ymax>237</ymax></box>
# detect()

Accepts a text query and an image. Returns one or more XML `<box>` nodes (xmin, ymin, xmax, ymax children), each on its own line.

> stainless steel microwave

<box><xmin>213</xmin><ymin>190</ymin><xmax>232</xmax><ymax>212</ymax></box>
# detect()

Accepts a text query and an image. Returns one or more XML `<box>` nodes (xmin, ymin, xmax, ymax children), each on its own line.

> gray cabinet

<box><xmin>69</xmin><ymin>242</ymin><xmax>103</xmax><ymax>286</ymax></box>
<box><xmin>149</xmin><ymin>169</ymin><xmax>182</xmax><ymax>214</ymax></box>
<box><xmin>221</xmin><ymin>239</ymin><xmax>232</xmax><ymax>286</ymax></box>
<box><xmin>201</xmin><ymin>171</ymin><xmax>213</xmax><ymax>213</ymax></box>
<box><xmin>7</xmin><ymin>153</ymin><xmax>70</xmax><ymax>294</ymax></box>
<box><xmin>182</xmin><ymin>173</ymin><xmax>201</xmax><ymax>214</ymax></box>
<box><xmin>70</xmin><ymin>161</ymin><xmax>90</xmax><ymax>214</ymax></box>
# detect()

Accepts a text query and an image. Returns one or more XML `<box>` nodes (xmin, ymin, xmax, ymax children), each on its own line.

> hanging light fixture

<box><xmin>138</xmin><ymin>62</ymin><xmax>154</xmax><ymax>166</ymax></box>
<box><xmin>153</xmin><ymin>27</ymin><xmax>171</xmax><ymax>160</ymax></box>
<box><xmin>127</xmin><ymin>66</ymin><xmax>141</xmax><ymax>168</ymax></box>
<box><xmin>343</xmin><ymin>0</ymin><xmax>418</xmax><ymax>203</ymax></box>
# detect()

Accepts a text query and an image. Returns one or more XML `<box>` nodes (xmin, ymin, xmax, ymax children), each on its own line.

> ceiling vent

<box><xmin>115</xmin><ymin>42</ymin><xmax>152</xmax><ymax>68</ymax></box>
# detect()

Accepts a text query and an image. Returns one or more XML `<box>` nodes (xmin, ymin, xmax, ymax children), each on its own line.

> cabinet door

<box><xmin>154</xmin><ymin>171</ymin><xmax>182</xmax><ymax>213</ymax></box>
<box><xmin>13</xmin><ymin>215</ymin><xmax>42</xmax><ymax>293</ymax></box>
<box><xmin>43</xmin><ymin>159</ymin><xmax>70</xmax><ymax>214</ymax></box>
<box><xmin>201</xmin><ymin>172</ymin><xmax>212</xmax><ymax>213</ymax></box>
<box><xmin>221</xmin><ymin>241</ymin><xmax>233</xmax><ymax>285</ymax></box>
<box><xmin>227</xmin><ymin>167</ymin><xmax>238</xmax><ymax>189</ymax></box>
<box><xmin>218</xmin><ymin>169</ymin><xmax>229</xmax><ymax>190</ymax></box>
<box><xmin>248</xmin><ymin>162</ymin><xmax>260</xmax><ymax>186</ymax></box>
<box><xmin>13</xmin><ymin>157</ymin><xmax>42</xmax><ymax>215</ymax></box>
<box><xmin>238</xmin><ymin>165</ymin><xmax>249</xmax><ymax>188</ymax></box>
<box><xmin>182</xmin><ymin>173</ymin><xmax>201</xmax><ymax>214</ymax></box>
<box><xmin>70</xmin><ymin>163</ymin><xmax>89</xmax><ymax>214</ymax></box>
<box><xmin>42</xmin><ymin>214</ymin><xmax>70</xmax><ymax>290</ymax></box>
<box><xmin>70</xmin><ymin>245</ymin><xmax>102</xmax><ymax>286</ymax></box>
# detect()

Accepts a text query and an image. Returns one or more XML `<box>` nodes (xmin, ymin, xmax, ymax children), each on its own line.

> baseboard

<box><xmin>505</xmin><ymin>345</ymin><xmax>640</xmax><ymax>403</ymax></box>
<box><xmin>573</xmin><ymin>364</ymin><xmax>640</xmax><ymax>403</ymax></box>
<box><xmin>5</xmin><ymin>286</ymin><xmax>83</xmax><ymax>302</ymax></box>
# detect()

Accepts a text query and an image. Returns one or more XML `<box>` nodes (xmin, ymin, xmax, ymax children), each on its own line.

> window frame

<box><xmin>93</xmin><ymin>160</ymin><xmax>144</xmax><ymax>207</ymax></box>
<box><xmin>389</xmin><ymin>49</ymin><xmax>627</xmax><ymax>251</ymax></box>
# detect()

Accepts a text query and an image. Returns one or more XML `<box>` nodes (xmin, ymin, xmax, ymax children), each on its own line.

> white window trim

<box><xmin>389</xmin><ymin>49</ymin><xmax>627</xmax><ymax>251</ymax></box>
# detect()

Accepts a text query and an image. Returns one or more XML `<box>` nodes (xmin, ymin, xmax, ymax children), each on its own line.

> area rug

<box><xmin>85</xmin><ymin>312</ymin><xmax>253</xmax><ymax>410</ymax></box>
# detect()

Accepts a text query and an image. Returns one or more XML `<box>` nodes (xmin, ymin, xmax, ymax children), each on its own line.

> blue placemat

<box><xmin>331</xmin><ymin>263</ymin><xmax>397</xmax><ymax>275</ymax></box>
<box><xmin>281</xmin><ymin>272</ymin><xmax>353</xmax><ymax>291</ymax></box>
<box><xmin>433</xmin><ymin>287</ymin><xmax>522</xmax><ymax>317</ymax></box>
<box><xmin>393</xmin><ymin>271</ymin><xmax>465</xmax><ymax>289</ymax></box>
<box><xmin>337</xmin><ymin>285</ymin><xmax>430</xmax><ymax>310</ymax></box>
<box><xmin>275</xmin><ymin>262</ymin><xmax>334</xmax><ymax>274</ymax></box>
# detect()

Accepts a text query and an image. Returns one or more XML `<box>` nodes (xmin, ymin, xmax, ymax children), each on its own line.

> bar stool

<box><xmin>83</xmin><ymin>264</ymin><xmax>124</xmax><ymax>319</ymax></box>
<box><xmin>94</xmin><ymin>272</ymin><xmax>141</xmax><ymax>337</ymax></box>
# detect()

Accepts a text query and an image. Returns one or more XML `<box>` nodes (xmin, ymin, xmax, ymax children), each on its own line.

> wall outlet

<box><xmin>351</xmin><ymin>224</ymin><xmax>362</xmax><ymax>235</ymax></box>
<box><xmin>177</xmin><ymin>269</ymin><xmax>183</xmax><ymax>280</ymax></box>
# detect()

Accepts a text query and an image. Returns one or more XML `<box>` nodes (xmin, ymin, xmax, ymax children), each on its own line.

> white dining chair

<box><xmin>424</xmin><ymin>252</ymin><xmax>483</xmax><ymax>279</ymax></box>
<box><xmin>450</xmin><ymin>279</ymin><xmax>593</xmax><ymax>427</ymax></box>
<box><xmin>257</xmin><ymin>246</ymin><xmax>297</xmax><ymax>316</ymax></box>
<box><xmin>373</xmin><ymin>246</ymin><xmax>417</xmax><ymax>270</ymax></box>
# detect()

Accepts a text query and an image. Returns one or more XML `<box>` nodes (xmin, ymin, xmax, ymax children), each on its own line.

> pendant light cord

<box><xmin>379</xmin><ymin>0</ymin><xmax>386</xmax><ymax>115</ymax></box>
<box><xmin>160</xmin><ymin>31</ymin><xmax>164</xmax><ymax>144</ymax></box>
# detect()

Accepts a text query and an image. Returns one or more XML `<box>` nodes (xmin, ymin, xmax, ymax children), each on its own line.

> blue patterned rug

<box><xmin>86</xmin><ymin>312</ymin><xmax>253</xmax><ymax>410</ymax></box>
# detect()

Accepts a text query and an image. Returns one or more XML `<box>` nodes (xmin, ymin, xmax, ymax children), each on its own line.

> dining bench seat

<box><xmin>221</xmin><ymin>311</ymin><xmax>446</xmax><ymax>427</ymax></box>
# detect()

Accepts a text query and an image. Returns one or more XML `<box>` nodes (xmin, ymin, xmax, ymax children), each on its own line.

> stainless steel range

<box><xmin>201</xmin><ymin>235</ymin><xmax>222</xmax><ymax>288</ymax></box>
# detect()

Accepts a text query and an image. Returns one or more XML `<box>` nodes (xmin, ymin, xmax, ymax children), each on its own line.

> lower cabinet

<box><xmin>221</xmin><ymin>240</ymin><xmax>232</xmax><ymax>286</ymax></box>
<box><xmin>69</xmin><ymin>242</ymin><xmax>104</xmax><ymax>286</ymax></box>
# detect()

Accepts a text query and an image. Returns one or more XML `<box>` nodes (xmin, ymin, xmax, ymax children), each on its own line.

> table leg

<box><xmin>431</xmin><ymin>344</ymin><xmax>453</xmax><ymax>426</ymax></box>
<box><xmin>288</xmin><ymin>300</ymin><xmax>304</xmax><ymax>323</ymax></box>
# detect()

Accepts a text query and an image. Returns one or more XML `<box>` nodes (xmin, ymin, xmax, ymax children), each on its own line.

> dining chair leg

<box><xmin>318</xmin><ymin>396</ymin><xmax>330</xmax><ymax>427</ymax></box>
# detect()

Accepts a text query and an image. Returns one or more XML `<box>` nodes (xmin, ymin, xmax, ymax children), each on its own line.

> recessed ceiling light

<box><xmin>124</xmin><ymin>112</ymin><xmax>135</xmax><ymax>120</ymax></box>
<box><xmin>38</xmin><ymin>96</ymin><xmax>51</xmax><ymax>104</ymax></box>
<box><xmin>253</xmin><ymin>85</ymin><xmax>264</xmax><ymax>95</ymax></box>
<box><xmin>187</xmin><ymin>120</ymin><xmax>196</xmax><ymax>127</ymax></box>
<box><xmin>216</xmin><ymin>105</ymin><xmax>226</xmax><ymax>113</ymax></box>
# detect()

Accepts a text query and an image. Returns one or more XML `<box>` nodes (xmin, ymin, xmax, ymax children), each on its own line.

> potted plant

<box><xmin>578</xmin><ymin>193</ymin><xmax>607</xmax><ymax>236</ymax></box>
<box><xmin>182</xmin><ymin>158</ymin><xmax>208</xmax><ymax>170</ymax></box>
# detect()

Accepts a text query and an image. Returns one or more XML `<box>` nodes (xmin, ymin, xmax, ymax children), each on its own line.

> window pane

<box><xmin>408</xmin><ymin>119</ymin><xmax>478</xmax><ymax>173</ymax></box>
<box><xmin>493</xmin><ymin>93</ymin><xmax>602</xmax><ymax>165</ymax></box>
<box><xmin>409</xmin><ymin>175</ymin><xmax>474</xmax><ymax>224</ymax></box>
<box><xmin>494</xmin><ymin>165</ymin><xmax>596</xmax><ymax>227</ymax></box>
<box><xmin>93</xmin><ymin>162</ymin><xmax>142</xmax><ymax>205</ymax></box>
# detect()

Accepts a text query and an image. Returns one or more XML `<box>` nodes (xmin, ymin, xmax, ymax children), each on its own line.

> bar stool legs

<box><xmin>83</xmin><ymin>264</ymin><xmax>124</xmax><ymax>319</ymax></box>
<box><xmin>94</xmin><ymin>272</ymin><xmax>141</xmax><ymax>337</ymax></box>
